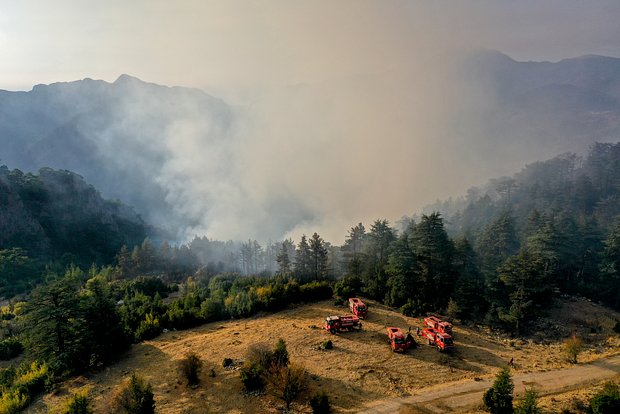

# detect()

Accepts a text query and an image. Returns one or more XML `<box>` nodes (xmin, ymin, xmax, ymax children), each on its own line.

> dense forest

<box><xmin>1</xmin><ymin>143</ymin><xmax>620</xmax><ymax>411</ymax></box>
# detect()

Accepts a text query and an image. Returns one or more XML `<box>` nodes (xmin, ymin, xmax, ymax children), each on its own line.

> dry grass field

<box><xmin>25</xmin><ymin>297</ymin><xmax>620</xmax><ymax>413</ymax></box>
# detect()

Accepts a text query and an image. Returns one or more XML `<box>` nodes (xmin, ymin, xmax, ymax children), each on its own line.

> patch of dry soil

<box><xmin>25</xmin><ymin>298</ymin><xmax>620</xmax><ymax>413</ymax></box>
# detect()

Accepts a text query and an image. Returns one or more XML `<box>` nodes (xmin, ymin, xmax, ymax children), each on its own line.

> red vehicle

<box><xmin>420</xmin><ymin>328</ymin><xmax>454</xmax><ymax>352</ymax></box>
<box><xmin>324</xmin><ymin>315</ymin><xmax>362</xmax><ymax>333</ymax></box>
<box><xmin>349</xmin><ymin>298</ymin><xmax>368</xmax><ymax>318</ymax></box>
<box><xmin>386</xmin><ymin>327</ymin><xmax>417</xmax><ymax>352</ymax></box>
<box><xmin>424</xmin><ymin>316</ymin><xmax>453</xmax><ymax>336</ymax></box>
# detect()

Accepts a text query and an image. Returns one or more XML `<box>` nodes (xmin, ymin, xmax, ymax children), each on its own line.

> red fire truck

<box><xmin>324</xmin><ymin>315</ymin><xmax>362</xmax><ymax>333</ymax></box>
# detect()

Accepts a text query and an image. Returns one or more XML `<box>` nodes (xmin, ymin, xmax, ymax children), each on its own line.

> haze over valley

<box><xmin>3</xmin><ymin>50</ymin><xmax>620</xmax><ymax>243</ymax></box>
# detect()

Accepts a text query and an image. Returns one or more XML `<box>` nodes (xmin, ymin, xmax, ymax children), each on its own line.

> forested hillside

<box><xmin>412</xmin><ymin>142</ymin><xmax>620</xmax><ymax>326</ymax></box>
<box><xmin>0</xmin><ymin>166</ymin><xmax>147</xmax><ymax>293</ymax></box>
<box><xmin>0</xmin><ymin>75</ymin><xmax>232</xmax><ymax>238</ymax></box>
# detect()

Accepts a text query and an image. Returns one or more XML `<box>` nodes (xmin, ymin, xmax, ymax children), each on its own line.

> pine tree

<box><xmin>309</xmin><ymin>233</ymin><xmax>328</xmax><ymax>280</ymax></box>
<box><xmin>276</xmin><ymin>242</ymin><xmax>292</xmax><ymax>276</ymax></box>
<box><xmin>497</xmin><ymin>251</ymin><xmax>553</xmax><ymax>334</ymax></box>
<box><xmin>342</xmin><ymin>223</ymin><xmax>366</xmax><ymax>277</ymax></box>
<box><xmin>410</xmin><ymin>213</ymin><xmax>456</xmax><ymax>310</ymax></box>
<box><xmin>483</xmin><ymin>366</ymin><xmax>514</xmax><ymax>414</ymax></box>
<box><xmin>385</xmin><ymin>228</ymin><xmax>417</xmax><ymax>308</ymax></box>
<box><xmin>294</xmin><ymin>235</ymin><xmax>312</xmax><ymax>281</ymax></box>
<box><xmin>22</xmin><ymin>274</ymin><xmax>84</xmax><ymax>373</ymax></box>
<box><xmin>362</xmin><ymin>219</ymin><xmax>396</xmax><ymax>300</ymax></box>
<box><xmin>452</xmin><ymin>237</ymin><xmax>486</xmax><ymax>319</ymax></box>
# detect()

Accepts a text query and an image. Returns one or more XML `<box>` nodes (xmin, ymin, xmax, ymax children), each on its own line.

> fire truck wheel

<box><xmin>428</xmin><ymin>339</ymin><xmax>432</xmax><ymax>345</ymax></box>
<box><xmin>330</xmin><ymin>329</ymin><xmax>335</xmax><ymax>334</ymax></box>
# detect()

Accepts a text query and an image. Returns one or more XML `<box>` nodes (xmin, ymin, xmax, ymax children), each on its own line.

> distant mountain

<box><xmin>0</xmin><ymin>166</ymin><xmax>148</xmax><ymax>265</ymax></box>
<box><xmin>0</xmin><ymin>75</ymin><xmax>233</xmax><ymax>238</ymax></box>
<box><xmin>462</xmin><ymin>50</ymin><xmax>620</xmax><ymax>159</ymax></box>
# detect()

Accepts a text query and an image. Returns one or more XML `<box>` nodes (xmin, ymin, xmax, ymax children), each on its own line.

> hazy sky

<box><xmin>2</xmin><ymin>1</ymin><xmax>620</xmax><ymax>93</ymax></box>
<box><xmin>2</xmin><ymin>1</ymin><xmax>620</xmax><ymax>242</ymax></box>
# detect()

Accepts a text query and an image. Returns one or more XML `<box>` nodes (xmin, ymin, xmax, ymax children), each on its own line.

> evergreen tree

<box><xmin>477</xmin><ymin>212</ymin><xmax>519</xmax><ymax>323</ymax></box>
<box><xmin>483</xmin><ymin>366</ymin><xmax>514</xmax><ymax>414</ymax></box>
<box><xmin>497</xmin><ymin>251</ymin><xmax>553</xmax><ymax>334</ymax></box>
<box><xmin>452</xmin><ymin>237</ymin><xmax>486</xmax><ymax>319</ymax></box>
<box><xmin>22</xmin><ymin>274</ymin><xmax>84</xmax><ymax>373</ymax></box>
<box><xmin>385</xmin><ymin>228</ymin><xmax>417</xmax><ymax>308</ymax></box>
<box><xmin>276</xmin><ymin>242</ymin><xmax>292</xmax><ymax>276</ymax></box>
<box><xmin>410</xmin><ymin>213</ymin><xmax>456</xmax><ymax>310</ymax></box>
<box><xmin>294</xmin><ymin>235</ymin><xmax>312</xmax><ymax>281</ymax></box>
<box><xmin>116</xmin><ymin>244</ymin><xmax>132</xmax><ymax>279</ymax></box>
<box><xmin>361</xmin><ymin>219</ymin><xmax>396</xmax><ymax>300</ymax></box>
<box><xmin>514</xmin><ymin>388</ymin><xmax>541</xmax><ymax>414</ymax></box>
<box><xmin>80</xmin><ymin>275</ymin><xmax>130</xmax><ymax>366</ymax></box>
<box><xmin>309</xmin><ymin>233</ymin><xmax>328</xmax><ymax>280</ymax></box>
<box><xmin>342</xmin><ymin>223</ymin><xmax>366</xmax><ymax>277</ymax></box>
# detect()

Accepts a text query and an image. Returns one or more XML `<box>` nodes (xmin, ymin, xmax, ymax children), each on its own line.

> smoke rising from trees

<box><xmin>3</xmin><ymin>1</ymin><xmax>620</xmax><ymax>242</ymax></box>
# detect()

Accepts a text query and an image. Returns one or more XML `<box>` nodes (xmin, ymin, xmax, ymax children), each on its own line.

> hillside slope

<box><xmin>26</xmin><ymin>298</ymin><xmax>620</xmax><ymax>413</ymax></box>
<box><xmin>0</xmin><ymin>166</ymin><xmax>147</xmax><ymax>265</ymax></box>
<box><xmin>0</xmin><ymin>75</ymin><xmax>232</xmax><ymax>237</ymax></box>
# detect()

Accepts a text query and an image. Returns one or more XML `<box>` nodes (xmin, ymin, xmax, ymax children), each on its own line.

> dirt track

<box><xmin>359</xmin><ymin>354</ymin><xmax>620</xmax><ymax>413</ymax></box>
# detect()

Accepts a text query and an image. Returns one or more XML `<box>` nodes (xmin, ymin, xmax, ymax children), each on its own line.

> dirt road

<box><xmin>359</xmin><ymin>354</ymin><xmax>620</xmax><ymax>413</ymax></box>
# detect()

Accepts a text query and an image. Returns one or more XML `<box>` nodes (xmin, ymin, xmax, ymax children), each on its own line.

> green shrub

<box><xmin>514</xmin><ymin>388</ymin><xmax>541</xmax><ymax>414</ymax></box>
<box><xmin>0</xmin><ymin>338</ymin><xmax>23</xmax><ymax>361</ymax></box>
<box><xmin>310</xmin><ymin>391</ymin><xmax>331</xmax><ymax>414</ymax></box>
<box><xmin>110</xmin><ymin>374</ymin><xmax>155</xmax><ymax>414</ymax></box>
<box><xmin>178</xmin><ymin>353</ymin><xmax>203</xmax><ymax>386</ymax></box>
<box><xmin>134</xmin><ymin>313</ymin><xmax>161</xmax><ymax>341</ymax></box>
<box><xmin>63</xmin><ymin>392</ymin><xmax>92</xmax><ymax>414</ymax></box>
<box><xmin>320</xmin><ymin>340</ymin><xmax>333</xmax><ymax>350</ymax></box>
<box><xmin>164</xmin><ymin>303</ymin><xmax>202</xmax><ymax>330</ymax></box>
<box><xmin>483</xmin><ymin>366</ymin><xmax>514</xmax><ymax>414</ymax></box>
<box><xmin>299</xmin><ymin>281</ymin><xmax>333</xmax><ymax>302</ymax></box>
<box><xmin>13</xmin><ymin>361</ymin><xmax>49</xmax><ymax>397</ymax></box>
<box><xmin>239</xmin><ymin>361</ymin><xmax>265</xmax><ymax>392</ymax></box>
<box><xmin>0</xmin><ymin>389</ymin><xmax>29</xmax><ymax>414</ymax></box>
<box><xmin>272</xmin><ymin>339</ymin><xmax>289</xmax><ymax>368</ymax></box>
<box><xmin>590</xmin><ymin>381</ymin><xmax>620</xmax><ymax>414</ymax></box>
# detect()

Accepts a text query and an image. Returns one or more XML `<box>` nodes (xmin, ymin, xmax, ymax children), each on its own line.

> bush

<box><xmin>614</xmin><ymin>321</ymin><xmax>620</xmax><ymax>334</ymax></box>
<box><xmin>266</xmin><ymin>364</ymin><xmax>305</xmax><ymax>410</ymax></box>
<box><xmin>272</xmin><ymin>339</ymin><xmax>289</xmax><ymax>368</ymax></box>
<box><xmin>320</xmin><ymin>340</ymin><xmax>333</xmax><ymax>350</ymax></box>
<box><xmin>310</xmin><ymin>391</ymin><xmax>331</xmax><ymax>414</ymax></box>
<box><xmin>299</xmin><ymin>281</ymin><xmax>333</xmax><ymax>302</ymax></box>
<box><xmin>563</xmin><ymin>335</ymin><xmax>584</xmax><ymax>364</ymax></box>
<box><xmin>246</xmin><ymin>343</ymin><xmax>274</xmax><ymax>369</ymax></box>
<box><xmin>239</xmin><ymin>361</ymin><xmax>265</xmax><ymax>392</ymax></box>
<box><xmin>400</xmin><ymin>299</ymin><xmax>425</xmax><ymax>317</ymax></box>
<box><xmin>134</xmin><ymin>313</ymin><xmax>161</xmax><ymax>341</ymax></box>
<box><xmin>13</xmin><ymin>361</ymin><xmax>49</xmax><ymax>397</ymax></box>
<box><xmin>514</xmin><ymin>388</ymin><xmax>541</xmax><ymax>414</ymax></box>
<box><xmin>63</xmin><ymin>392</ymin><xmax>92</xmax><ymax>414</ymax></box>
<box><xmin>0</xmin><ymin>389</ymin><xmax>29</xmax><ymax>414</ymax></box>
<box><xmin>222</xmin><ymin>358</ymin><xmax>233</xmax><ymax>368</ymax></box>
<box><xmin>483</xmin><ymin>366</ymin><xmax>514</xmax><ymax>414</ymax></box>
<box><xmin>110</xmin><ymin>374</ymin><xmax>155</xmax><ymax>414</ymax></box>
<box><xmin>0</xmin><ymin>338</ymin><xmax>23</xmax><ymax>361</ymax></box>
<box><xmin>590</xmin><ymin>381</ymin><xmax>620</xmax><ymax>414</ymax></box>
<box><xmin>178</xmin><ymin>352</ymin><xmax>203</xmax><ymax>386</ymax></box>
